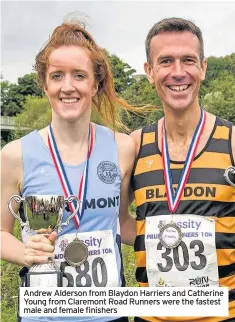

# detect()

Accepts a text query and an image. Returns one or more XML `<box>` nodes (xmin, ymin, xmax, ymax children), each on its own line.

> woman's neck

<box><xmin>50</xmin><ymin>113</ymin><xmax>91</xmax><ymax>147</ymax></box>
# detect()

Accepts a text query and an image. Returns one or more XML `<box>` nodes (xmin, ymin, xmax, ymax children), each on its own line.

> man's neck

<box><xmin>164</xmin><ymin>105</ymin><xmax>201</xmax><ymax>144</ymax></box>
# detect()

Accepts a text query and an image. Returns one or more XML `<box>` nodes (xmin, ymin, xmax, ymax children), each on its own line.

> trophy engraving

<box><xmin>8</xmin><ymin>195</ymin><xmax>79</xmax><ymax>287</ymax></box>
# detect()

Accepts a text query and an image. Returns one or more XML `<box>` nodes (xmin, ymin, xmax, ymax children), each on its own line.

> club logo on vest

<box><xmin>97</xmin><ymin>161</ymin><xmax>118</xmax><ymax>184</ymax></box>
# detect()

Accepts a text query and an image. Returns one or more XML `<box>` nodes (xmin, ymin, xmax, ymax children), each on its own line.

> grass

<box><xmin>122</xmin><ymin>244</ymin><xmax>138</xmax><ymax>288</ymax></box>
<box><xmin>1</xmin><ymin>223</ymin><xmax>21</xmax><ymax>322</ymax></box>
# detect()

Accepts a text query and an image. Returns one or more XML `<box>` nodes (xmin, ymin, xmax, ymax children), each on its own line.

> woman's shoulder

<box><xmin>94</xmin><ymin>124</ymin><xmax>135</xmax><ymax>160</ymax></box>
<box><xmin>1</xmin><ymin>139</ymin><xmax>23</xmax><ymax>187</ymax></box>
<box><xmin>1</xmin><ymin>139</ymin><xmax>22</xmax><ymax>164</ymax></box>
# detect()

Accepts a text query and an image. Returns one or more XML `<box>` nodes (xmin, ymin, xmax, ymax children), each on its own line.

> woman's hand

<box><xmin>24</xmin><ymin>231</ymin><xmax>57</xmax><ymax>267</ymax></box>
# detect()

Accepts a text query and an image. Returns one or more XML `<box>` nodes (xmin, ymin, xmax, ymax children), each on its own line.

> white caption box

<box><xmin>20</xmin><ymin>287</ymin><xmax>229</xmax><ymax>317</ymax></box>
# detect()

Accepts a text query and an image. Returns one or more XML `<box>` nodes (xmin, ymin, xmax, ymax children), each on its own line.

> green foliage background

<box><xmin>1</xmin><ymin>224</ymin><xmax>21</xmax><ymax>322</ymax></box>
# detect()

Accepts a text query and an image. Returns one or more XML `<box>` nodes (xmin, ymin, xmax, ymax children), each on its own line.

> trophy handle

<box><xmin>62</xmin><ymin>195</ymin><xmax>81</xmax><ymax>227</ymax></box>
<box><xmin>7</xmin><ymin>195</ymin><xmax>28</xmax><ymax>228</ymax></box>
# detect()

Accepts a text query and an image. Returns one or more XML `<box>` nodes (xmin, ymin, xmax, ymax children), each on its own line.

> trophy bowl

<box><xmin>8</xmin><ymin>194</ymin><xmax>79</xmax><ymax>287</ymax></box>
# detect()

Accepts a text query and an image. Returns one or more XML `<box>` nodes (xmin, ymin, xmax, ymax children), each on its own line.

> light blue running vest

<box><xmin>19</xmin><ymin>124</ymin><xmax>124</xmax><ymax>322</ymax></box>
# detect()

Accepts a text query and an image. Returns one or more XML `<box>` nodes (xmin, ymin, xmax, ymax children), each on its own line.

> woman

<box><xmin>1</xmin><ymin>17</ymin><xmax>137</xmax><ymax>322</ymax></box>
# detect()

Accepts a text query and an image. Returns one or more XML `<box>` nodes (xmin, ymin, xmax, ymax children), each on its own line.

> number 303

<box><xmin>157</xmin><ymin>240</ymin><xmax>207</xmax><ymax>272</ymax></box>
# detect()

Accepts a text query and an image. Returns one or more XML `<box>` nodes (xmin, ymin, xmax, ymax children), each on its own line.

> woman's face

<box><xmin>44</xmin><ymin>45</ymin><xmax>97</xmax><ymax>122</ymax></box>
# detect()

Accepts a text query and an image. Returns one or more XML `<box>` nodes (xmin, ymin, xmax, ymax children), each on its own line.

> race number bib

<box><xmin>54</xmin><ymin>230</ymin><xmax>119</xmax><ymax>287</ymax></box>
<box><xmin>145</xmin><ymin>215</ymin><xmax>219</xmax><ymax>287</ymax></box>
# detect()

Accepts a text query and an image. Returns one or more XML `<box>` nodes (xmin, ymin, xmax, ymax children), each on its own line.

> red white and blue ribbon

<box><xmin>48</xmin><ymin>123</ymin><xmax>94</xmax><ymax>229</ymax></box>
<box><xmin>162</xmin><ymin>109</ymin><xmax>206</xmax><ymax>214</ymax></box>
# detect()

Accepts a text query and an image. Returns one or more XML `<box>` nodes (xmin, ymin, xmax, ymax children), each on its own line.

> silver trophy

<box><xmin>224</xmin><ymin>166</ymin><xmax>235</xmax><ymax>187</ymax></box>
<box><xmin>8</xmin><ymin>195</ymin><xmax>79</xmax><ymax>287</ymax></box>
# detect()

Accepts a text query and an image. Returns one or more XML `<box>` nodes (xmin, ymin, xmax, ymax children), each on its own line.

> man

<box><xmin>130</xmin><ymin>17</ymin><xmax>235</xmax><ymax>322</ymax></box>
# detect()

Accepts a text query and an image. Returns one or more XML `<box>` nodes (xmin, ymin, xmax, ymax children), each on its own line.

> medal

<box><xmin>224</xmin><ymin>166</ymin><xmax>235</xmax><ymax>187</ymax></box>
<box><xmin>64</xmin><ymin>238</ymin><xmax>88</xmax><ymax>267</ymax></box>
<box><xmin>48</xmin><ymin>123</ymin><xmax>94</xmax><ymax>266</ymax></box>
<box><xmin>64</xmin><ymin>237</ymin><xmax>88</xmax><ymax>267</ymax></box>
<box><xmin>161</xmin><ymin>109</ymin><xmax>206</xmax><ymax>248</ymax></box>
<box><xmin>159</xmin><ymin>221</ymin><xmax>182</xmax><ymax>249</ymax></box>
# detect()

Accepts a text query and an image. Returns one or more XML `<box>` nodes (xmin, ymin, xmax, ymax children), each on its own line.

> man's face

<box><xmin>144</xmin><ymin>31</ymin><xmax>207</xmax><ymax>112</ymax></box>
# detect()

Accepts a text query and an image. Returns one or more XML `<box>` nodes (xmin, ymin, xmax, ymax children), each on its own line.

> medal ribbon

<box><xmin>162</xmin><ymin>109</ymin><xmax>206</xmax><ymax>214</ymax></box>
<box><xmin>48</xmin><ymin>123</ymin><xmax>94</xmax><ymax>229</ymax></box>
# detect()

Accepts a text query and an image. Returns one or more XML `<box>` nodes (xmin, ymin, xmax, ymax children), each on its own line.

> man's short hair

<box><xmin>145</xmin><ymin>17</ymin><xmax>204</xmax><ymax>64</ymax></box>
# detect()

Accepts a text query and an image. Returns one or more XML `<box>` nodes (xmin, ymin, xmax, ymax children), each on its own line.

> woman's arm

<box><xmin>1</xmin><ymin>139</ymin><xmax>55</xmax><ymax>267</ymax></box>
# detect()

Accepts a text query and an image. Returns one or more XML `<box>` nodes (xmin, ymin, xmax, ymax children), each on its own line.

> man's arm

<box><xmin>116</xmin><ymin>133</ymin><xmax>136</xmax><ymax>246</ymax></box>
<box><xmin>118</xmin><ymin>128</ymin><xmax>143</xmax><ymax>245</ymax></box>
<box><xmin>129</xmin><ymin>128</ymin><xmax>142</xmax><ymax>208</ymax></box>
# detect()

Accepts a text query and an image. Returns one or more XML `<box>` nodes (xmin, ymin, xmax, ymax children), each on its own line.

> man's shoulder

<box><xmin>208</xmin><ymin>112</ymin><xmax>235</xmax><ymax>162</ymax></box>
<box><xmin>130</xmin><ymin>121</ymin><xmax>159</xmax><ymax>156</ymax></box>
<box><xmin>114</xmin><ymin>132</ymin><xmax>135</xmax><ymax>176</ymax></box>
<box><xmin>130</xmin><ymin>128</ymin><xmax>142</xmax><ymax>141</ymax></box>
<box><xmin>215</xmin><ymin>114</ymin><xmax>234</xmax><ymax>127</ymax></box>
<box><xmin>130</xmin><ymin>123</ymin><xmax>156</xmax><ymax>139</ymax></box>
